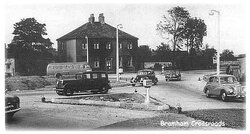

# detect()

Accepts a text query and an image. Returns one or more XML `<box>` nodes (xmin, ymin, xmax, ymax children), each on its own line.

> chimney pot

<box><xmin>98</xmin><ymin>13</ymin><xmax>105</xmax><ymax>24</ymax></box>
<box><xmin>89</xmin><ymin>14</ymin><xmax>95</xmax><ymax>23</ymax></box>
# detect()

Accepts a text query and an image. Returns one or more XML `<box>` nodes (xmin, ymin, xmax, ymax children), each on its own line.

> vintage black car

<box><xmin>130</xmin><ymin>69</ymin><xmax>158</xmax><ymax>86</ymax></box>
<box><xmin>164</xmin><ymin>69</ymin><xmax>181</xmax><ymax>81</ymax></box>
<box><xmin>5</xmin><ymin>90</ymin><xmax>21</xmax><ymax>119</ymax></box>
<box><xmin>55</xmin><ymin>71</ymin><xmax>111</xmax><ymax>96</ymax></box>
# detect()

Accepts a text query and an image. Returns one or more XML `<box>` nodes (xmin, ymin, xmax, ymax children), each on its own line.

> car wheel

<box><xmin>91</xmin><ymin>91</ymin><xmax>99</xmax><ymax>94</ymax></box>
<box><xmin>132</xmin><ymin>84</ymin><xmax>136</xmax><ymax>87</ymax></box>
<box><xmin>205</xmin><ymin>89</ymin><xmax>211</xmax><ymax>98</ymax></box>
<box><xmin>63</xmin><ymin>88</ymin><xmax>73</xmax><ymax>96</ymax></box>
<box><xmin>221</xmin><ymin>91</ymin><xmax>228</xmax><ymax>102</ymax></box>
<box><xmin>166</xmin><ymin>79</ymin><xmax>169</xmax><ymax>81</ymax></box>
<box><xmin>100</xmin><ymin>86</ymin><xmax>108</xmax><ymax>94</ymax></box>
<box><xmin>56</xmin><ymin>91</ymin><xmax>63</xmax><ymax>95</ymax></box>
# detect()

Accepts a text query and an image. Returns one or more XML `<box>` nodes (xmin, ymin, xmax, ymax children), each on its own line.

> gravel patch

<box><xmin>183</xmin><ymin>109</ymin><xmax>246</xmax><ymax>129</ymax></box>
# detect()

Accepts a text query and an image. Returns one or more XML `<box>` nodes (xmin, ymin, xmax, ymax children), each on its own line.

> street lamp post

<box><xmin>209</xmin><ymin>10</ymin><xmax>220</xmax><ymax>75</ymax></box>
<box><xmin>116</xmin><ymin>24</ymin><xmax>123</xmax><ymax>82</ymax></box>
<box><xmin>85</xmin><ymin>35</ymin><xmax>89</xmax><ymax>63</ymax></box>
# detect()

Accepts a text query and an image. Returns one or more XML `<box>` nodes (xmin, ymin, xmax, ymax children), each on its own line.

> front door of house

<box><xmin>105</xmin><ymin>58</ymin><xmax>112</xmax><ymax>70</ymax></box>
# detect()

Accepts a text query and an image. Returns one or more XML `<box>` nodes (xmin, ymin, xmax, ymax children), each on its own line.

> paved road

<box><xmin>5</xmin><ymin>70</ymin><xmax>245</xmax><ymax>130</ymax></box>
<box><xmin>111</xmin><ymin>70</ymin><xmax>245</xmax><ymax>111</ymax></box>
<box><xmin>6</xmin><ymin>89</ymin><xmax>162</xmax><ymax>130</ymax></box>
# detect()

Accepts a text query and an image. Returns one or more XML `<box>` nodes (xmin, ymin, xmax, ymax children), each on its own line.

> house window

<box><xmin>94</xmin><ymin>58</ymin><xmax>100</xmax><ymax>68</ymax></box>
<box><xmin>106</xmin><ymin>43</ymin><xmax>111</xmax><ymax>49</ymax></box>
<box><xmin>106</xmin><ymin>57</ymin><xmax>112</xmax><ymax>70</ymax></box>
<box><xmin>119</xmin><ymin>57</ymin><xmax>123</xmax><ymax>67</ymax></box>
<box><xmin>94</xmin><ymin>43</ymin><xmax>99</xmax><ymax>49</ymax></box>
<box><xmin>119</xmin><ymin>43</ymin><xmax>122</xmax><ymax>49</ymax></box>
<box><xmin>127</xmin><ymin>57</ymin><xmax>133</xmax><ymax>67</ymax></box>
<box><xmin>128</xmin><ymin>43</ymin><xmax>133</xmax><ymax>49</ymax></box>
<box><xmin>61</xmin><ymin>42</ymin><xmax>64</xmax><ymax>50</ymax></box>
<box><xmin>94</xmin><ymin>61</ymin><xmax>100</xmax><ymax>68</ymax></box>
<box><xmin>82</xmin><ymin>43</ymin><xmax>87</xmax><ymax>49</ymax></box>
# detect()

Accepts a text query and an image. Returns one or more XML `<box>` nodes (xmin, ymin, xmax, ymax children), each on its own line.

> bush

<box><xmin>5</xmin><ymin>76</ymin><xmax>53</xmax><ymax>91</ymax></box>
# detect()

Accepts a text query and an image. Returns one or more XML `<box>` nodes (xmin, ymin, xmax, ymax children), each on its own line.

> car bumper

<box><xmin>5</xmin><ymin>107</ymin><xmax>21</xmax><ymax>114</ymax></box>
<box><xmin>55</xmin><ymin>88</ymin><xmax>64</xmax><ymax>91</ymax></box>
<box><xmin>165</xmin><ymin>77</ymin><xmax>179</xmax><ymax>80</ymax></box>
<box><xmin>227</xmin><ymin>94</ymin><xmax>245</xmax><ymax>98</ymax></box>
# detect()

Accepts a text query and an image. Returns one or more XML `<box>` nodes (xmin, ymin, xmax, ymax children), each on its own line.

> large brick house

<box><xmin>57</xmin><ymin>13</ymin><xmax>138</xmax><ymax>72</ymax></box>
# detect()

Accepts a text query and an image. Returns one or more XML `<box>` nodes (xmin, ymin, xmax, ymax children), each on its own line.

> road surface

<box><xmin>111</xmin><ymin>70</ymin><xmax>245</xmax><ymax>111</ymax></box>
<box><xmin>5</xmin><ymin>70</ymin><xmax>245</xmax><ymax>130</ymax></box>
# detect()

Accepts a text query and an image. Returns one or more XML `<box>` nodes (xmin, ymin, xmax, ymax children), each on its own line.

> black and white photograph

<box><xmin>2</xmin><ymin>0</ymin><xmax>248</xmax><ymax>132</ymax></box>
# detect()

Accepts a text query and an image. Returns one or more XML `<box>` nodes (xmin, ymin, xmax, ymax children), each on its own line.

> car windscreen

<box><xmin>165</xmin><ymin>70</ymin><xmax>177</xmax><ymax>74</ymax></box>
<box><xmin>220</xmin><ymin>76</ymin><xmax>237</xmax><ymax>84</ymax></box>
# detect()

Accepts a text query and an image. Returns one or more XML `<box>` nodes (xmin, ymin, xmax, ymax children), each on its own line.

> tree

<box><xmin>152</xmin><ymin>42</ymin><xmax>172</xmax><ymax>61</ymax></box>
<box><xmin>7</xmin><ymin>18</ymin><xmax>55</xmax><ymax>75</ymax></box>
<box><xmin>202</xmin><ymin>47</ymin><xmax>217</xmax><ymax>58</ymax></box>
<box><xmin>137</xmin><ymin>45</ymin><xmax>152</xmax><ymax>62</ymax></box>
<box><xmin>220</xmin><ymin>49</ymin><xmax>235</xmax><ymax>61</ymax></box>
<box><xmin>182</xmin><ymin>17</ymin><xmax>207</xmax><ymax>54</ymax></box>
<box><xmin>157</xmin><ymin>6</ymin><xmax>190</xmax><ymax>51</ymax></box>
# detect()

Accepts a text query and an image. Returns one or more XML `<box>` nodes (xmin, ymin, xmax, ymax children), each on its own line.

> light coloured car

<box><xmin>203</xmin><ymin>74</ymin><xmax>245</xmax><ymax>101</ymax></box>
<box><xmin>165</xmin><ymin>69</ymin><xmax>181</xmax><ymax>81</ymax></box>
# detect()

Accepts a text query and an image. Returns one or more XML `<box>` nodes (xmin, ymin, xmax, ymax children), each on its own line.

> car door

<box><xmin>75</xmin><ymin>74</ymin><xmax>83</xmax><ymax>91</ymax></box>
<box><xmin>205</xmin><ymin>77</ymin><xmax>214</xmax><ymax>91</ymax></box>
<box><xmin>82</xmin><ymin>73</ymin><xmax>91</xmax><ymax>90</ymax></box>
<box><xmin>92</xmin><ymin>73</ymin><xmax>100</xmax><ymax>89</ymax></box>
<box><xmin>210</xmin><ymin>76</ymin><xmax>219</xmax><ymax>95</ymax></box>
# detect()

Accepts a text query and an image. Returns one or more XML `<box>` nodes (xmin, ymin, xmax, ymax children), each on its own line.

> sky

<box><xmin>3</xmin><ymin>0</ymin><xmax>248</xmax><ymax>55</ymax></box>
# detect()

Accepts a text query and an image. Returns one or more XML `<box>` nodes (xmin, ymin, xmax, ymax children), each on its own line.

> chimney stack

<box><xmin>89</xmin><ymin>14</ymin><xmax>95</xmax><ymax>23</ymax></box>
<box><xmin>98</xmin><ymin>13</ymin><xmax>105</xmax><ymax>24</ymax></box>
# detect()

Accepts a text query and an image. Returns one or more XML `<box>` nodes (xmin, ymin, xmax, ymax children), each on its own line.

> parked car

<box><xmin>164</xmin><ymin>69</ymin><xmax>181</xmax><ymax>81</ymax></box>
<box><xmin>130</xmin><ymin>69</ymin><xmax>158</xmax><ymax>86</ymax></box>
<box><xmin>55</xmin><ymin>71</ymin><xmax>111</xmax><ymax>96</ymax></box>
<box><xmin>5</xmin><ymin>90</ymin><xmax>21</xmax><ymax>119</ymax></box>
<box><xmin>203</xmin><ymin>74</ymin><xmax>246</xmax><ymax>101</ymax></box>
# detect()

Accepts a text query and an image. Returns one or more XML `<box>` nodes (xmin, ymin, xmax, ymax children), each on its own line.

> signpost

<box><xmin>143</xmin><ymin>79</ymin><xmax>152</xmax><ymax>104</ymax></box>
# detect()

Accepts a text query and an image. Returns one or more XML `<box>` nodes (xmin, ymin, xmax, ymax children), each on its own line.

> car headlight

<box><xmin>228</xmin><ymin>87</ymin><xmax>235</xmax><ymax>93</ymax></box>
<box><xmin>241</xmin><ymin>86</ymin><xmax>245</xmax><ymax>91</ymax></box>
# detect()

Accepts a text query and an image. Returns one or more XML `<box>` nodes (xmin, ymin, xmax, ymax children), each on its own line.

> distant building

<box><xmin>57</xmin><ymin>13</ymin><xmax>138</xmax><ymax>72</ymax></box>
<box><xmin>5</xmin><ymin>58</ymin><xmax>15</xmax><ymax>77</ymax></box>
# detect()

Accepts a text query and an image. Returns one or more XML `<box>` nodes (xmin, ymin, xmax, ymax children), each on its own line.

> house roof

<box><xmin>57</xmin><ymin>22</ymin><xmax>138</xmax><ymax>41</ymax></box>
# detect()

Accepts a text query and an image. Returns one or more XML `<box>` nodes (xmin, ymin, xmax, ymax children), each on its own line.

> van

<box><xmin>47</xmin><ymin>62</ymin><xmax>92</xmax><ymax>78</ymax></box>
